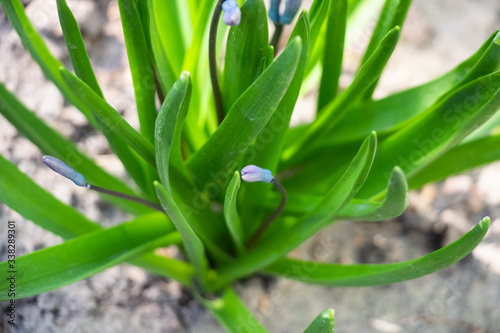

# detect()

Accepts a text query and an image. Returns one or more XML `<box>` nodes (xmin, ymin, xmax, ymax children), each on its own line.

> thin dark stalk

<box><xmin>87</xmin><ymin>184</ymin><xmax>164</xmax><ymax>212</ymax></box>
<box><xmin>152</xmin><ymin>62</ymin><xmax>166</xmax><ymax>104</ymax></box>
<box><xmin>270</xmin><ymin>23</ymin><xmax>283</xmax><ymax>52</ymax></box>
<box><xmin>247</xmin><ymin>179</ymin><xmax>287</xmax><ymax>249</ymax></box>
<box><xmin>209</xmin><ymin>0</ymin><xmax>226</xmax><ymax>125</ymax></box>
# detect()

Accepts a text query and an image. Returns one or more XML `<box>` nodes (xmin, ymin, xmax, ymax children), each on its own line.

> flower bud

<box><xmin>269</xmin><ymin>0</ymin><xmax>281</xmax><ymax>24</ymax></box>
<box><xmin>269</xmin><ymin>0</ymin><xmax>302</xmax><ymax>24</ymax></box>
<box><xmin>281</xmin><ymin>0</ymin><xmax>302</xmax><ymax>24</ymax></box>
<box><xmin>241</xmin><ymin>165</ymin><xmax>274</xmax><ymax>183</ymax></box>
<box><xmin>222</xmin><ymin>0</ymin><xmax>241</xmax><ymax>26</ymax></box>
<box><xmin>43</xmin><ymin>155</ymin><xmax>87</xmax><ymax>187</ymax></box>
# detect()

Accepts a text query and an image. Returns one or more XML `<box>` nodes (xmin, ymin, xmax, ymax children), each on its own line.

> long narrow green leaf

<box><xmin>198</xmin><ymin>287</ymin><xmax>268</xmax><ymax>333</ymax></box>
<box><xmin>0</xmin><ymin>213</ymin><xmax>187</xmax><ymax>301</ymax></box>
<box><xmin>357</xmin><ymin>71</ymin><xmax>500</xmax><ymax>198</ymax></box>
<box><xmin>60</xmin><ymin>68</ymin><xmax>156</xmax><ymax>167</ymax></box>
<box><xmin>56</xmin><ymin>0</ymin><xmax>103</xmax><ymax>98</ymax></box>
<box><xmin>155</xmin><ymin>182</ymin><xmax>208</xmax><ymax>283</ymax></box>
<box><xmin>129</xmin><ymin>252</ymin><xmax>195</xmax><ymax>286</ymax></box>
<box><xmin>266</xmin><ymin>217</ymin><xmax>490</xmax><ymax>286</ymax></box>
<box><xmin>239</xmin><ymin>12</ymin><xmax>310</xmax><ymax>237</ymax></box>
<box><xmin>153</xmin><ymin>0</ymin><xmax>191</xmax><ymax>73</ymax></box>
<box><xmin>408</xmin><ymin>134</ymin><xmax>500</xmax><ymax>189</ymax></box>
<box><xmin>362</xmin><ymin>0</ymin><xmax>421</xmax><ymax>100</ymax></box>
<box><xmin>338</xmin><ymin>167</ymin><xmax>408</xmax><ymax>220</ymax></box>
<box><xmin>213</xmin><ymin>133</ymin><xmax>377</xmax><ymax>288</ymax></box>
<box><xmin>0</xmin><ymin>83</ymin><xmax>152</xmax><ymax>215</ymax></box>
<box><xmin>0</xmin><ymin>0</ymin><xmax>95</xmax><ymax>125</ymax></box>
<box><xmin>359</xmin><ymin>0</ymin><xmax>405</xmax><ymax>66</ymax></box>
<box><xmin>0</xmin><ymin>154</ymin><xmax>100</xmax><ymax>239</ymax></box>
<box><xmin>147</xmin><ymin>0</ymin><xmax>177</xmax><ymax>95</ymax></box>
<box><xmin>317</xmin><ymin>0</ymin><xmax>347</xmax><ymax>110</ymax></box>
<box><xmin>118</xmin><ymin>0</ymin><xmax>157</xmax><ymax>143</ymax></box>
<box><xmin>224</xmin><ymin>172</ymin><xmax>245</xmax><ymax>254</ymax></box>
<box><xmin>0</xmin><ymin>154</ymin><xmax>191</xmax><ymax>284</ymax></box>
<box><xmin>270</xmin><ymin>166</ymin><xmax>408</xmax><ymax>220</ymax></box>
<box><xmin>187</xmin><ymin>37</ymin><xmax>302</xmax><ymax>191</ymax></box>
<box><xmin>221</xmin><ymin>0</ymin><xmax>269</xmax><ymax>114</ymax></box>
<box><xmin>155</xmin><ymin>74</ymin><xmax>230</xmax><ymax>258</ymax></box>
<box><xmin>308</xmin><ymin>0</ymin><xmax>331</xmax><ymax>63</ymax></box>
<box><xmin>155</xmin><ymin>72</ymin><xmax>192</xmax><ymax>191</ymax></box>
<box><xmin>328</xmin><ymin>30</ymin><xmax>499</xmax><ymax>145</ymax></box>
<box><xmin>284</xmin><ymin>27</ymin><xmax>400</xmax><ymax>162</ymax></box>
<box><xmin>303</xmin><ymin>309</ymin><xmax>335</xmax><ymax>333</ymax></box>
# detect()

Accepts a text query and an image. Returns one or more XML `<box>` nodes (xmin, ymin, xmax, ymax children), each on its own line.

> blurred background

<box><xmin>1</xmin><ymin>0</ymin><xmax>500</xmax><ymax>332</ymax></box>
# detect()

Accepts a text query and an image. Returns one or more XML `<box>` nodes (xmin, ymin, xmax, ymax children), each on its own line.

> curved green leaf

<box><xmin>155</xmin><ymin>74</ymin><xmax>230</xmax><ymax>258</ymax></box>
<box><xmin>147</xmin><ymin>0</ymin><xmax>177</xmax><ymax>95</ymax></box>
<box><xmin>213</xmin><ymin>133</ymin><xmax>377</xmax><ymax>288</ymax></box>
<box><xmin>267</xmin><ymin>167</ymin><xmax>407</xmax><ymax>221</ymax></box>
<box><xmin>198</xmin><ymin>287</ymin><xmax>268</xmax><ymax>333</ymax></box>
<box><xmin>328</xmin><ymin>30</ymin><xmax>499</xmax><ymax>145</ymax></box>
<box><xmin>60</xmin><ymin>68</ymin><xmax>156</xmax><ymax>167</ymax></box>
<box><xmin>152</xmin><ymin>0</ymin><xmax>190</xmax><ymax>73</ymax></box>
<box><xmin>357</xmin><ymin>70</ymin><xmax>500</xmax><ymax>198</ymax></box>
<box><xmin>0</xmin><ymin>83</ymin><xmax>151</xmax><ymax>215</ymax></box>
<box><xmin>56</xmin><ymin>0</ymin><xmax>103</xmax><ymax>98</ymax></box>
<box><xmin>303</xmin><ymin>309</ymin><xmax>335</xmax><ymax>333</ymax></box>
<box><xmin>0</xmin><ymin>153</ymin><xmax>190</xmax><ymax>285</ymax></box>
<box><xmin>317</xmin><ymin>0</ymin><xmax>347</xmax><ymax>110</ymax></box>
<box><xmin>224</xmin><ymin>172</ymin><xmax>245</xmax><ymax>254</ymax></box>
<box><xmin>284</xmin><ymin>27</ymin><xmax>400</xmax><ymax>163</ymax></box>
<box><xmin>0</xmin><ymin>0</ymin><xmax>95</xmax><ymax>125</ymax></box>
<box><xmin>0</xmin><ymin>213</ymin><xmax>190</xmax><ymax>301</ymax></box>
<box><xmin>222</xmin><ymin>0</ymin><xmax>269</xmax><ymax>114</ymax></box>
<box><xmin>155</xmin><ymin>181</ymin><xmax>208</xmax><ymax>283</ymax></box>
<box><xmin>187</xmin><ymin>37</ymin><xmax>303</xmax><ymax>191</ymax></box>
<box><xmin>239</xmin><ymin>11</ymin><xmax>310</xmax><ymax>236</ymax></box>
<box><xmin>266</xmin><ymin>217</ymin><xmax>490</xmax><ymax>286</ymax></box>
<box><xmin>118</xmin><ymin>0</ymin><xmax>157</xmax><ymax>143</ymax></box>
<box><xmin>155</xmin><ymin>72</ymin><xmax>192</xmax><ymax>192</ymax></box>
<box><xmin>0</xmin><ymin>153</ymin><xmax>100</xmax><ymax>239</ymax></box>
<box><xmin>408</xmin><ymin>134</ymin><xmax>500</xmax><ymax>189</ymax></box>
<box><xmin>359</xmin><ymin>0</ymin><xmax>411</xmax><ymax>99</ymax></box>
<box><xmin>338</xmin><ymin>166</ymin><xmax>408</xmax><ymax>221</ymax></box>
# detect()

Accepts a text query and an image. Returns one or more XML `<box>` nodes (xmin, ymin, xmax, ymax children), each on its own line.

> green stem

<box><xmin>88</xmin><ymin>184</ymin><xmax>164</xmax><ymax>212</ymax></box>
<box><xmin>247</xmin><ymin>179</ymin><xmax>287</xmax><ymax>249</ymax></box>
<box><xmin>209</xmin><ymin>0</ymin><xmax>226</xmax><ymax>125</ymax></box>
<box><xmin>270</xmin><ymin>23</ymin><xmax>284</xmax><ymax>52</ymax></box>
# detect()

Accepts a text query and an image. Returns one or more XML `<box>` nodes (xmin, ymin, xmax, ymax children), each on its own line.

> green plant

<box><xmin>0</xmin><ymin>0</ymin><xmax>499</xmax><ymax>331</ymax></box>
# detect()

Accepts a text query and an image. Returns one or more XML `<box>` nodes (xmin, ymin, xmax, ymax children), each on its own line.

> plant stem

<box><xmin>270</xmin><ymin>23</ymin><xmax>283</xmax><ymax>52</ymax></box>
<box><xmin>87</xmin><ymin>184</ymin><xmax>164</xmax><ymax>212</ymax></box>
<box><xmin>247</xmin><ymin>179</ymin><xmax>287</xmax><ymax>249</ymax></box>
<box><xmin>209</xmin><ymin>0</ymin><xmax>226</xmax><ymax>125</ymax></box>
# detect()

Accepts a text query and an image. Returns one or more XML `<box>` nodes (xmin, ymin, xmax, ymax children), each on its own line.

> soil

<box><xmin>1</xmin><ymin>0</ymin><xmax>500</xmax><ymax>332</ymax></box>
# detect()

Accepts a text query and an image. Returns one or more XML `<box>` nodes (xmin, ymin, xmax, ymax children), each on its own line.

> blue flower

<box><xmin>222</xmin><ymin>0</ymin><xmax>241</xmax><ymax>26</ymax></box>
<box><xmin>43</xmin><ymin>155</ymin><xmax>87</xmax><ymax>187</ymax></box>
<box><xmin>269</xmin><ymin>0</ymin><xmax>302</xmax><ymax>24</ymax></box>
<box><xmin>241</xmin><ymin>165</ymin><xmax>274</xmax><ymax>183</ymax></box>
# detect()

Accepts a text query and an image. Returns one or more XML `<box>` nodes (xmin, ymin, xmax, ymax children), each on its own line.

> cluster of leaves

<box><xmin>0</xmin><ymin>0</ymin><xmax>499</xmax><ymax>331</ymax></box>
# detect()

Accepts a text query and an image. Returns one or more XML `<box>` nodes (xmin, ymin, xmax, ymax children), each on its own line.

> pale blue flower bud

<box><xmin>241</xmin><ymin>165</ymin><xmax>274</xmax><ymax>183</ymax></box>
<box><xmin>43</xmin><ymin>155</ymin><xmax>87</xmax><ymax>187</ymax></box>
<box><xmin>281</xmin><ymin>0</ymin><xmax>302</xmax><ymax>24</ymax></box>
<box><xmin>222</xmin><ymin>0</ymin><xmax>241</xmax><ymax>26</ymax></box>
<box><xmin>269</xmin><ymin>0</ymin><xmax>281</xmax><ymax>24</ymax></box>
